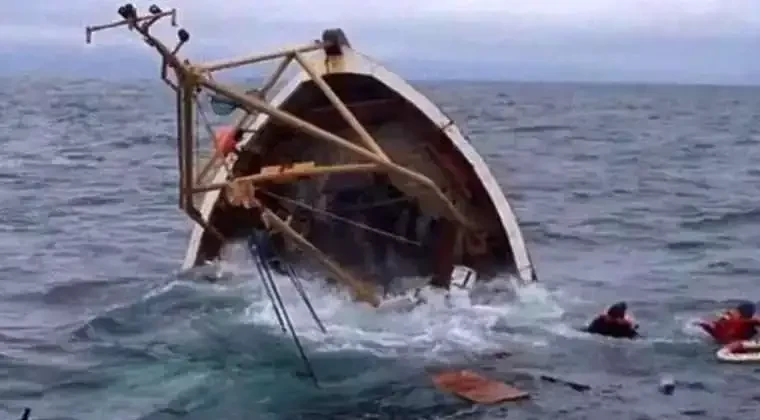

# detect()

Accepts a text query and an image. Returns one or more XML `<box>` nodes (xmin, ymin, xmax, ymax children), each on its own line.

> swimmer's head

<box><xmin>607</xmin><ymin>301</ymin><xmax>627</xmax><ymax>319</ymax></box>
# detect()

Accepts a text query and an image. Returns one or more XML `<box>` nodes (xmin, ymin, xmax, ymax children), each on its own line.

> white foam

<box><xmin>202</xmin><ymin>242</ymin><xmax>567</xmax><ymax>363</ymax></box>
<box><xmin>679</xmin><ymin>315</ymin><xmax>713</xmax><ymax>341</ymax></box>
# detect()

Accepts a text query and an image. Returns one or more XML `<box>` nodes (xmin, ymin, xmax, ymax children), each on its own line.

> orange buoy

<box><xmin>213</xmin><ymin>126</ymin><xmax>240</xmax><ymax>157</ymax></box>
<box><xmin>432</xmin><ymin>369</ymin><xmax>530</xmax><ymax>404</ymax></box>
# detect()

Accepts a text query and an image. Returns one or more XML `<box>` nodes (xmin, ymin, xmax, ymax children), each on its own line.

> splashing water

<box><xmin>179</xmin><ymin>242</ymin><xmax>567</xmax><ymax>367</ymax></box>
<box><xmin>61</xmin><ymin>243</ymin><xmax>587</xmax><ymax>419</ymax></box>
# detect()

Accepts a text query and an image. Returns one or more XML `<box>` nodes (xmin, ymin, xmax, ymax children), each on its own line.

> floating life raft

<box><xmin>716</xmin><ymin>340</ymin><xmax>760</xmax><ymax>363</ymax></box>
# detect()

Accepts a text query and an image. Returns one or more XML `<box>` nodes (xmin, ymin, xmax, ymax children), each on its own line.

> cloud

<box><xmin>7</xmin><ymin>0</ymin><xmax>760</xmax><ymax>44</ymax></box>
<box><xmin>175</xmin><ymin>0</ymin><xmax>760</xmax><ymax>34</ymax></box>
<box><xmin>1</xmin><ymin>0</ymin><xmax>758</xmax><ymax>83</ymax></box>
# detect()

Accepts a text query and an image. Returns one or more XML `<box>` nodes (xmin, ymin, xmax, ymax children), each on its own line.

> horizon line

<box><xmin>0</xmin><ymin>74</ymin><xmax>758</xmax><ymax>89</ymax></box>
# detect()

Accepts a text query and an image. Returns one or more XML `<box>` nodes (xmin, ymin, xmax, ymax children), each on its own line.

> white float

<box><xmin>716</xmin><ymin>340</ymin><xmax>760</xmax><ymax>363</ymax></box>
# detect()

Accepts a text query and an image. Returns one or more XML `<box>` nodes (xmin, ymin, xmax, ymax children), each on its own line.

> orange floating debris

<box><xmin>432</xmin><ymin>369</ymin><xmax>530</xmax><ymax>404</ymax></box>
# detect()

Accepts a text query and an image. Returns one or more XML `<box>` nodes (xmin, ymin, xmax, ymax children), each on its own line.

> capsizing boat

<box><xmin>85</xmin><ymin>4</ymin><xmax>538</xmax><ymax>309</ymax></box>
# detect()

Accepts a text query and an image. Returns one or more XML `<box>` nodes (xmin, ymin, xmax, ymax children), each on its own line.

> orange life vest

<box><xmin>214</xmin><ymin>126</ymin><xmax>240</xmax><ymax>157</ymax></box>
<box><xmin>587</xmin><ymin>312</ymin><xmax>638</xmax><ymax>339</ymax></box>
<box><xmin>707</xmin><ymin>310</ymin><xmax>760</xmax><ymax>344</ymax></box>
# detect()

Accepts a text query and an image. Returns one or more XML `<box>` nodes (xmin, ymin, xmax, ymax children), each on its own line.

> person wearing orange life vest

<box><xmin>697</xmin><ymin>301</ymin><xmax>760</xmax><ymax>345</ymax></box>
<box><xmin>585</xmin><ymin>301</ymin><xmax>640</xmax><ymax>339</ymax></box>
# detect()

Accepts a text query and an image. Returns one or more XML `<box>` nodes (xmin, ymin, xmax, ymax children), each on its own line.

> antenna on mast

<box><xmin>83</xmin><ymin>4</ymin><xmax>228</xmax><ymax>242</ymax></box>
<box><xmin>85</xmin><ymin>4</ymin><xmax>191</xmax><ymax>88</ymax></box>
<box><xmin>86</xmin><ymin>4</ymin><xmax>177</xmax><ymax>44</ymax></box>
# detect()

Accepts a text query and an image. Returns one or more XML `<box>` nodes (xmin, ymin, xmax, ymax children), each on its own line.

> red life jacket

<box><xmin>589</xmin><ymin>313</ymin><xmax>638</xmax><ymax>339</ymax></box>
<box><xmin>597</xmin><ymin>313</ymin><xmax>636</xmax><ymax>331</ymax></box>
<box><xmin>214</xmin><ymin>126</ymin><xmax>241</xmax><ymax>157</ymax></box>
<box><xmin>706</xmin><ymin>310</ymin><xmax>760</xmax><ymax>344</ymax></box>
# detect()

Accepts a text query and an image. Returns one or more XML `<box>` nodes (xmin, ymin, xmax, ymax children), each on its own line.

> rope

<box><xmin>283</xmin><ymin>262</ymin><xmax>327</xmax><ymax>334</ymax></box>
<box><xmin>259</xmin><ymin>189</ymin><xmax>421</xmax><ymax>247</ymax></box>
<box><xmin>247</xmin><ymin>234</ymin><xmax>286</xmax><ymax>333</ymax></box>
<box><xmin>248</xmin><ymin>231</ymin><xmax>320</xmax><ymax>387</ymax></box>
<box><xmin>249</xmin><ymin>216</ymin><xmax>325</xmax><ymax>332</ymax></box>
<box><xmin>339</xmin><ymin>196</ymin><xmax>411</xmax><ymax>212</ymax></box>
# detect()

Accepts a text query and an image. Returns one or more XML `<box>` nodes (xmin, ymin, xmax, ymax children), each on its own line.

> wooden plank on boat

<box><xmin>432</xmin><ymin>369</ymin><xmax>529</xmax><ymax>404</ymax></box>
<box><xmin>193</xmin><ymin>163</ymin><xmax>381</xmax><ymax>193</ymax></box>
<box><xmin>294</xmin><ymin>52</ymin><xmax>390</xmax><ymax>161</ymax></box>
<box><xmin>260</xmin><ymin>161</ymin><xmax>316</xmax><ymax>182</ymax></box>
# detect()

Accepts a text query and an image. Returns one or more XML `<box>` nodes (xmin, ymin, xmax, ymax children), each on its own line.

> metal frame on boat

<box><xmin>85</xmin><ymin>4</ymin><xmax>538</xmax><ymax>308</ymax></box>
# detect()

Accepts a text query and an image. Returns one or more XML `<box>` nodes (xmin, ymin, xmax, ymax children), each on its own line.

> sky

<box><xmin>1</xmin><ymin>0</ymin><xmax>759</xmax><ymax>84</ymax></box>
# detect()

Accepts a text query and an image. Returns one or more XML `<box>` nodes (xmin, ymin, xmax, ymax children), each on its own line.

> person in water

<box><xmin>585</xmin><ymin>301</ymin><xmax>640</xmax><ymax>339</ymax></box>
<box><xmin>697</xmin><ymin>301</ymin><xmax>760</xmax><ymax>345</ymax></box>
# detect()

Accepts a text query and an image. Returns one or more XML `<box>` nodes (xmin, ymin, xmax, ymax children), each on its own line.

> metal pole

<box><xmin>197</xmin><ymin>76</ymin><xmax>471</xmax><ymax>227</ymax></box>
<box><xmin>198</xmin><ymin>42</ymin><xmax>326</xmax><ymax>73</ymax></box>
<box><xmin>294</xmin><ymin>52</ymin><xmax>389</xmax><ymax>160</ymax></box>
